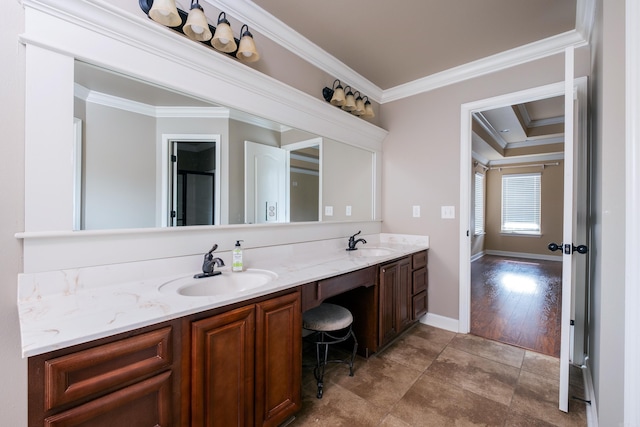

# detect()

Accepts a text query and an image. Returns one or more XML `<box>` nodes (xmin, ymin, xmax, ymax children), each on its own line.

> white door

<box><xmin>556</xmin><ymin>49</ymin><xmax>589</xmax><ymax>412</ymax></box>
<box><xmin>244</xmin><ymin>141</ymin><xmax>286</xmax><ymax>224</ymax></box>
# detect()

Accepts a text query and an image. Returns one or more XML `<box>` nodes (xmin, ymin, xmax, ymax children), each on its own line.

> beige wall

<box><xmin>589</xmin><ymin>0</ymin><xmax>627</xmax><ymax>424</ymax></box>
<box><xmin>379</xmin><ymin>49</ymin><xmax>590</xmax><ymax>320</ymax></box>
<box><xmin>484</xmin><ymin>161</ymin><xmax>564</xmax><ymax>255</ymax></box>
<box><xmin>1</xmin><ymin>1</ymin><xmax>27</xmax><ymax>425</ymax></box>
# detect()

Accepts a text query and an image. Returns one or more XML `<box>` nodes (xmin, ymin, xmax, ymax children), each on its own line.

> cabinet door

<box><xmin>254</xmin><ymin>292</ymin><xmax>301</xmax><ymax>427</ymax></box>
<box><xmin>397</xmin><ymin>258</ymin><xmax>413</xmax><ymax>333</ymax></box>
<box><xmin>379</xmin><ymin>262</ymin><xmax>399</xmax><ymax>348</ymax></box>
<box><xmin>191</xmin><ymin>305</ymin><xmax>255</xmax><ymax>427</ymax></box>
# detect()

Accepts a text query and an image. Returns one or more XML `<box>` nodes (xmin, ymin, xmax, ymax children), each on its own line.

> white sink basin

<box><xmin>159</xmin><ymin>269</ymin><xmax>278</xmax><ymax>297</ymax></box>
<box><xmin>348</xmin><ymin>247</ymin><xmax>394</xmax><ymax>257</ymax></box>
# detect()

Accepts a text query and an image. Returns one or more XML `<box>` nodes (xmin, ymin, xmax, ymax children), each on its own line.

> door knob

<box><xmin>548</xmin><ymin>242</ymin><xmax>562</xmax><ymax>252</ymax></box>
<box><xmin>572</xmin><ymin>244</ymin><xmax>589</xmax><ymax>254</ymax></box>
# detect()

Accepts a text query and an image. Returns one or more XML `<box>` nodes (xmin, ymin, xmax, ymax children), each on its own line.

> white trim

<box><xmin>488</xmin><ymin>152</ymin><xmax>565</xmax><ymax>166</ymax></box>
<box><xmin>383</xmin><ymin>31</ymin><xmax>587</xmax><ymax>103</ymax></box>
<box><xmin>459</xmin><ymin>80</ymin><xmax>568</xmax><ymax>334</ymax></box>
<box><xmin>625</xmin><ymin>0</ymin><xmax>640</xmax><ymax>424</ymax></box>
<box><xmin>282</xmin><ymin>137</ymin><xmax>323</xmax><ymax>224</ymax></box>
<box><xmin>205</xmin><ymin>0</ymin><xmax>383</xmax><ymax>103</ymax></box>
<box><xmin>419</xmin><ymin>313</ymin><xmax>459</xmax><ymax>333</ymax></box>
<box><xmin>484</xmin><ymin>250</ymin><xmax>563</xmax><ymax>262</ymax></box>
<box><xmin>73</xmin><ymin>118</ymin><xmax>83</xmax><ymax>231</ymax></box>
<box><xmin>208</xmin><ymin>0</ymin><xmax>592</xmax><ymax>104</ymax></box>
<box><xmin>582</xmin><ymin>357</ymin><xmax>599</xmax><ymax>427</ymax></box>
<box><xmin>158</xmin><ymin>134</ymin><xmax>223</xmax><ymax>227</ymax></box>
<box><xmin>470</xmin><ymin>251</ymin><xmax>485</xmax><ymax>263</ymax></box>
<box><xmin>20</xmin><ymin>0</ymin><xmax>387</xmax><ymax>154</ymax></box>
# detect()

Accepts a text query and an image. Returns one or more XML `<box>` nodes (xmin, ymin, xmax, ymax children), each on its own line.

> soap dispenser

<box><xmin>232</xmin><ymin>240</ymin><xmax>244</xmax><ymax>272</ymax></box>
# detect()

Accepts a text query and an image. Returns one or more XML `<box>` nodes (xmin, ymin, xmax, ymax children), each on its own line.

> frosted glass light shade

<box><xmin>212</xmin><ymin>21</ymin><xmax>237</xmax><ymax>52</ymax></box>
<box><xmin>342</xmin><ymin>90</ymin><xmax>356</xmax><ymax>111</ymax></box>
<box><xmin>353</xmin><ymin>95</ymin><xmax>365</xmax><ymax>115</ymax></box>
<box><xmin>363</xmin><ymin>101</ymin><xmax>375</xmax><ymax>118</ymax></box>
<box><xmin>149</xmin><ymin>0</ymin><xmax>181</xmax><ymax>27</ymax></box>
<box><xmin>330</xmin><ymin>85</ymin><xmax>346</xmax><ymax>106</ymax></box>
<box><xmin>184</xmin><ymin>5</ymin><xmax>212</xmax><ymax>41</ymax></box>
<box><xmin>236</xmin><ymin>26</ymin><xmax>260</xmax><ymax>62</ymax></box>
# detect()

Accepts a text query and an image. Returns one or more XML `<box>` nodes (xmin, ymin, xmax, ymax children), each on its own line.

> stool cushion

<box><xmin>303</xmin><ymin>303</ymin><xmax>353</xmax><ymax>331</ymax></box>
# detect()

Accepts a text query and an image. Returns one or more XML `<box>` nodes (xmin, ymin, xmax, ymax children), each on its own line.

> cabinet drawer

<box><xmin>412</xmin><ymin>267</ymin><xmax>428</xmax><ymax>294</ymax></box>
<box><xmin>412</xmin><ymin>291</ymin><xmax>428</xmax><ymax>320</ymax></box>
<box><xmin>43</xmin><ymin>327</ymin><xmax>172</xmax><ymax>411</ymax></box>
<box><xmin>412</xmin><ymin>250</ymin><xmax>428</xmax><ymax>270</ymax></box>
<box><xmin>43</xmin><ymin>371</ymin><xmax>172</xmax><ymax>427</ymax></box>
<box><xmin>302</xmin><ymin>266</ymin><xmax>376</xmax><ymax>311</ymax></box>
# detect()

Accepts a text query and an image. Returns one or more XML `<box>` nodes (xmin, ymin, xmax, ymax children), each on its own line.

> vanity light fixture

<box><xmin>353</xmin><ymin>92</ymin><xmax>365</xmax><ymax>116</ymax></box>
<box><xmin>342</xmin><ymin>86</ymin><xmax>356</xmax><ymax>112</ymax></box>
<box><xmin>139</xmin><ymin>0</ymin><xmax>260</xmax><ymax>62</ymax></box>
<box><xmin>183</xmin><ymin>0</ymin><xmax>212</xmax><ymax>41</ymax></box>
<box><xmin>323</xmin><ymin>79</ymin><xmax>346</xmax><ymax>106</ymax></box>
<box><xmin>321</xmin><ymin>80</ymin><xmax>374</xmax><ymax>119</ymax></box>
<box><xmin>211</xmin><ymin>12</ymin><xmax>237</xmax><ymax>52</ymax></box>
<box><xmin>362</xmin><ymin>96</ymin><xmax>375</xmax><ymax>119</ymax></box>
<box><xmin>148</xmin><ymin>0</ymin><xmax>181</xmax><ymax>27</ymax></box>
<box><xmin>236</xmin><ymin>25</ymin><xmax>260</xmax><ymax>62</ymax></box>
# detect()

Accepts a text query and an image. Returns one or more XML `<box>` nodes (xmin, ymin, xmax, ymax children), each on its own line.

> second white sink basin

<box><xmin>159</xmin><ymin>269</ymin><xmax>278</xmax><ymax>297</ymax></box>
<box><xmin>348</xmin><ymin>247</ymin><xmax>394</xmax><ymax>257</ymax></box>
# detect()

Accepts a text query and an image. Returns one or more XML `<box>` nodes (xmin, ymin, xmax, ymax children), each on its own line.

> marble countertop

<box><xmin>17</xmin><ymin>234</ymin><xmax>428</xmax><ymax>357</ymax></box>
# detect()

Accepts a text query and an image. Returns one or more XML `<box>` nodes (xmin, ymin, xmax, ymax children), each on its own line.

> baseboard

<box><xmin>485</xmin><ymin>249</ymin><xmax>563</xmax><ymax>262</ymax></box>
<box><xmin>419</xmin><ymin>312</ymin><xmax>459</xmax><ymax>333</ymax></box>
<box><xmin>470</xmin><ymin>251</ymin><xmax>485</xmax><ymax>262</ymax></box>
<box><xmin>581</xmin><ymin>356</ymin><xmax>599</xmax><ymax>427</ymax></box>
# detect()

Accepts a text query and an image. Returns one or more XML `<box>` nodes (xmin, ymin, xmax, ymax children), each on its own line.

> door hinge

<box><xmin>171</xmin><ymin>155</ymin><xmax>177</xmax><ymax>162</ymax></box>
<box><xmin>171</xmin><ymin>210</ymin><xmax>176</xmax><ymax>218</ymax></box>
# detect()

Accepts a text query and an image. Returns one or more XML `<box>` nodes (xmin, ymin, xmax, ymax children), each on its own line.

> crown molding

<box><xmin>205</xmin><ymin>0</ymin><xmax>384</xmax><ymax>103</ymax></box>
<box><xmin>516</xmin><ymin>104</ymin><xmax>564</xmax><ymax>128</ymax></box>
<box><xmin>382</xmin><ymin>30</ymin><xmax>587</xmax><ymax>103</ymax></box>
<box><xmin>22</xmin><ymin>0</ymin><xmax>387</xmax><ymax>151</ymax></box>
<box><xmin>488</xmin><ymin>152</ymin><xmax>564</xmax><ymax>166</ymax></box>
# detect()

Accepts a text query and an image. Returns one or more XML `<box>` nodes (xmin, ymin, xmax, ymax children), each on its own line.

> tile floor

<box><xmin>292</xmin><ymin>324</ymin><xmax>588</xmax><ymax>426</ymax></box>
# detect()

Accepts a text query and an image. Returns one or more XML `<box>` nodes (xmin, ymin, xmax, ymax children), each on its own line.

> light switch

<box><xmin>346</xmin><ymin>206</ymin><xmax>352</xmax><ymax>216</ymax></box>
<box><xmin>412</xmin><ymin>205</ymin><xmax>420</xmax><ymax>218</ymax></box>
<box><xmin>325</xmin><ymin>206</ymin><xmax>333</xmax><ymax>216</ymax></box>
<box><xmin>441</xmin><ymin>206</ymin><xmax>455</xmax><ymax>219</ymax></box>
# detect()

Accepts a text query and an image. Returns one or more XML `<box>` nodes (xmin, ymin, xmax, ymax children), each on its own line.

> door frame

<box><xmin>458</xmin><ymin>77</ymin><xmax>588</xmax><ymax>336</ymax></box>
<box><xmin>159</xmin><ymin>134</ymin><xmax>221</xmax><ymax>227</ymax></box>
<box><xmin>282</xmin><ymin>137</ymin><xmax>323</xmax><ymax>223</ymax></box>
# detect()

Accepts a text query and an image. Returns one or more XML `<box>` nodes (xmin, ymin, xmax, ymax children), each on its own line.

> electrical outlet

<box><xmin>441</xmin><ymin>206</ymin><xmax>455</xmax><ymax>219</ymax></box>
<box><xmin>325</xmin><ymin>206</ymin><xmax>333</xmax><ymax>216</ymax></box>
<box><xmin>346</xmin><ymin>206</ymin><xmax>352</xmax><ymax>216</ymax></box>
<box><xmin>412</xmin><ymin>205</ymin><xmax>420</xmax><ymax>218</ymax></box>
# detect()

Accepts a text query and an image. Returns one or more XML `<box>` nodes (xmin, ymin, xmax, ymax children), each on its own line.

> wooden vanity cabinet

<box><xmin>188</xmin><ymin>291</ymin><xmax>301</xmax><ymax>427</ymax></box>
<box><xmin>378</xmin><ymin>250</ymin><xmax>429</xmax><ymax>349</ymax></box>
<box><xmin>378</xmin><ymin>256</ymin><xmax>412</xmax><ymax>348</ymax></box>
<box><xmin>411</xmin><ymin>250</ymin><xmax>429</xmax><ymax>320</ymax></box>
<box><xmin>28</xmin><ymin>320</ymin><xmax>181</xmax><ymax>427</ymax></box>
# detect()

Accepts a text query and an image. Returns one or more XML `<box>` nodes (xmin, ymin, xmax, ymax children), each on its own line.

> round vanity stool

<box><xmin>302</xmin><ymin>303</ymin><xmax>358</xmax><ymax>399</ymax></box>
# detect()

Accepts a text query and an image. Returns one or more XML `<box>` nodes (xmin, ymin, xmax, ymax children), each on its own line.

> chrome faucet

<box><xmin>194</xmin><ymin>244</ymin><xmax>225</xmax><ymax>278</ymax></box>
<box><xmin>346</xmin><ymin>230</ymin><xmax>367</xmax><ymax>251</ymax></box>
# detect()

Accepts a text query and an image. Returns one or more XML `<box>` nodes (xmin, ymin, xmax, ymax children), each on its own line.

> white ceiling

<box><xmin>248</xmin><ymin>0</ymin><xmax>577</xmax><ymax>90</ymax></box>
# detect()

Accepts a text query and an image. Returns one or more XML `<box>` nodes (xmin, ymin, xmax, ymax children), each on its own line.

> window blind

<box><xmin>474</xmin><ymin>173</ymin><xmax>485</xmax><ymax>234</ymax></box>
<box><xmin>501</xmin><ymin>173</ymin><xmax>541</xmax><ymax>234</ymax></box>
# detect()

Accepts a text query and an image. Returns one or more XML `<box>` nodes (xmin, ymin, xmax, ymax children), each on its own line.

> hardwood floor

<box><xmin>471</xmin><ymin>255</ymin><xmax>562</xmax><ymax>357</ymax></box>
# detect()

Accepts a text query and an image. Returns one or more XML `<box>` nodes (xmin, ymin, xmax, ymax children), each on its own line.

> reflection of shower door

<box><xmin>176</xmin><ymin>171</ymin><xmax>214</xmax><ymax>226</ymax></box>
<box><xmin>170</xmin><ymin>141</ymin><xmax>216</xmax><ymax>226</ymax></box>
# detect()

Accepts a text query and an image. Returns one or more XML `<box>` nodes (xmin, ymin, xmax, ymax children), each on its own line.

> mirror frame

<box><xmin>21</xmin><ymin>0</ymin><xmax>386</xmax><ymax>234</ymax></box>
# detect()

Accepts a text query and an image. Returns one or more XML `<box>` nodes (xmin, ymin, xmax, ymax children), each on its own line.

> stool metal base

<box><xmin>305</xmin><ymin>326</ymin><xmax>358</xmax><ymax>399</ymax></box>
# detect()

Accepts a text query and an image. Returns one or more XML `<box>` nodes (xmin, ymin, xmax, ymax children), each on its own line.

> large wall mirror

<box><xmin>73</xmin><ymin>61</ymin><xmax>375</xmax><ymax>230</ymax></box>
